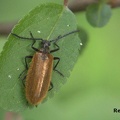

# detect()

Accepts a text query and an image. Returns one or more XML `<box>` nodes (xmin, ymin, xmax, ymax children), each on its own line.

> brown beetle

<box><xmin>12</xmin><ymin>30</ymin><xmax>79</xmax><ymax>105</ymax></box>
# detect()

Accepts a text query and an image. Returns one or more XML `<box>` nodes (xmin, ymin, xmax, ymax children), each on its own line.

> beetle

<box><xmin>11</xmin><ymin>30</ymin><xmax>79</xmax><ymax>105</ymax></box>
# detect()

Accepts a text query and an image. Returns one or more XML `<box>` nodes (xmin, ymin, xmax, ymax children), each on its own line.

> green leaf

<box><xmin>0</xmin><ymin>108</ymin><xmax>5</xmax><ymax>120</ymax></box>
<box><xmin>86</xmin><ymin>3</ymin><xmax>112</xmax><ymax>27</ymax></box>
<box><xmin>0</xmin><ymin>3</ymin><xmax>80</xmax><ymax>112</ymax></box>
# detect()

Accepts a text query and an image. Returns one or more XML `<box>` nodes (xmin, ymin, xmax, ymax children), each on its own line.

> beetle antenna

<box><xmin>50</xmin><ymin>30</ymin><xmax>79</xmax><ymax>43</ymax></box>
<box><xmin>11</xmin><ymin>32</ymin><xmax>43</xmax><ymax>41</ymax></box>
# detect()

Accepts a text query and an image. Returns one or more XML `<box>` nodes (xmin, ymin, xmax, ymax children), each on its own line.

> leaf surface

<box><xmin>0</xmin><ymin>3</ymin><xmax>80</xmax><ymax>111</ymax></box>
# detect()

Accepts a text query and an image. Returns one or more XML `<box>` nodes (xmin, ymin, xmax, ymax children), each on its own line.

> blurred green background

<box><xmin>0</xmin><ymin>0</ymin><xmax>120</xmax><ymax>120</ymax></box>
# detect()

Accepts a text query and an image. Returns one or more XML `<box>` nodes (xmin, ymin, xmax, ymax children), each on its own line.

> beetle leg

<box><xmin>19</xmin><ymin>56</ymin><xmax>33</xmax><ymax>86</ymax></box>
<box><xmin>53</xmin><ymin>57</ymin><xmax>64</xmax><ymax>77</ymax></box>
<box><xmin>29</xmin><ymin>31</ymin><xmax>39</xmax><ymax>52</ymax></box>
<box><xmin>50</xmin><ymin>43</ymin><xmax>59</xmax><ymax>53</ymax></box>
<box><xmin>48</xmin><ymin>82</ymin><xmax>54</xmax><ymax>91</ymax></box>
<box><xmin>25</xmin><ymin>56</ymin><xmax>33</xmax><ymax>69</ymax></box>
<box><xmin>21</xmin><ymin>76</ymin><xmax>26</xmax><ymax>87</ymax></box>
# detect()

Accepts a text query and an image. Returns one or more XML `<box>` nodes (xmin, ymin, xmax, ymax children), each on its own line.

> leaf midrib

<box><xmin>47</xmin><ymin>7</ymin><xmax>64</xmax><ymax>40</ymax></box>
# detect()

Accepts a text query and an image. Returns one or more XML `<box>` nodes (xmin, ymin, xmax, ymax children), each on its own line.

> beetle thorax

<box><xmin>40</xmin><ymin>40</ymin><xmax>51</xmax><ymax>54</ymax></box>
